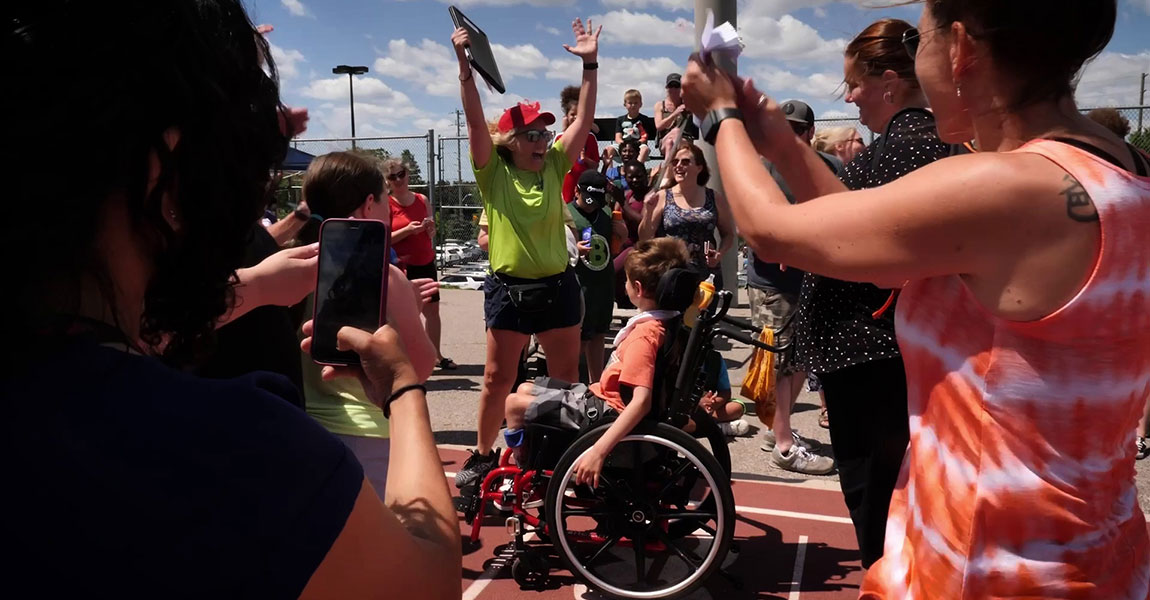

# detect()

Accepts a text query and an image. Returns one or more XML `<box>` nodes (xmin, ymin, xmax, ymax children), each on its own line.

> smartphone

<box><xmin>311</xmin><ymin>219</ymin><xmax>391</xmax><ymax>366</ymax></box>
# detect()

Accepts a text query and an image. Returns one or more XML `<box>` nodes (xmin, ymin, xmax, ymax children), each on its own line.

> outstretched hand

<box><xmin>681</xmin><ymin>53</ymin><xmax>738</xmax><ymax>117</ymax></box>
<box><xmin>731</xmin><ymin>76</ymin><xmax>796</xmax><ymax>160</ymax></box>
<box><xmin>563</xmin><ymin>18</ymin><xmax>601</xmax><ymax>61</ymax></box>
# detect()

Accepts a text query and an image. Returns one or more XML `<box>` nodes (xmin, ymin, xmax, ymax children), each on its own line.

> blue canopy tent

<box><xmin>283</xmin><ymin>146</ymin><xmax>316</xmax><ymax>172</ymax></box>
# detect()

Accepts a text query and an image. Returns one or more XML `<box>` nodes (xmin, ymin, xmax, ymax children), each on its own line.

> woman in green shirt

<box><xmin>451</xmin><ymin>19</ymin><xmax>603</xmax><ymax>491</ymax></box>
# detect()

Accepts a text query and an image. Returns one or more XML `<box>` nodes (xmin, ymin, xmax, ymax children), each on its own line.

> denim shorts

<box><xmin>484</xmin><ymin>268</ymin><xmax>582</xmax><ymax>335</ymax></box>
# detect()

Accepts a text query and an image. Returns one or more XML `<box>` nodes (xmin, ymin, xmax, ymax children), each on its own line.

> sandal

<box><xmin>437</xmin><ymin>357</ymin><xmax>458</xmax><ymax>370</ymax></box>
<box><xmin>818</xmin><ymin>408</ymin><xmax>830</xmax><ymax>429</ymax></box>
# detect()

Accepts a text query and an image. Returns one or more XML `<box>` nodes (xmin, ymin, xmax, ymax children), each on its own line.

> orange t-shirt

<box><xmin>590</xmin><ymin>320</ymin><xmax>664</xmax><ymax>413</ymax></box>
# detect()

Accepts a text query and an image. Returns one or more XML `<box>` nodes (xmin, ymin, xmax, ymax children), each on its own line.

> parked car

<box><xmin>440</xmin><ymin>274</ymin><xmax>483</xmax><ymax>290</ymax></box>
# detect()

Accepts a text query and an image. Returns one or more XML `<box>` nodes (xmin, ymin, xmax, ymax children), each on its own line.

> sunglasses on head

<box><xmin>386</xmin><ymin>169</ymin><xmax>407</xmax><ymax>181</ymax></box>
<box><xmin>517</xmin><ymin>129</ymin><xmax>555</xmax><ymax>144</ymax></box>
<box><xmin>901</xmin><ymin>26</ymin><xmax>946</xmax><ymax>61</ymax></box>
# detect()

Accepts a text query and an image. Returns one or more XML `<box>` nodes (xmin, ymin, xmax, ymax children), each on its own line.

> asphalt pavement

<box><xmin>426</xmin><ymin>287</ymin><xmax>1150</xmax><ymax>513</ymax></box>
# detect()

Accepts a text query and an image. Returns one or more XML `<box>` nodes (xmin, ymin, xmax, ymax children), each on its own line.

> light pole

<box><xmin>332</xmin><ymin>64</ymin><xmax>369</xmax><ymax>147</ymax></box>
<box><xmin>695</xmin><ymin>0</ymin><xmax>738</xmax><ymax>303</ymax></box>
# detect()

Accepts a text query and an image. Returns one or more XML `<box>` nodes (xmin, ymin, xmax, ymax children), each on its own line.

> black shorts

<box><xmin>579</xmin><ymin>281</ymin><xmax>614</xmax><ymax>340</ymax></box>
<box><xmin>404</xmin><ymin>261</ymin><xmax>439</xmax><ymax>303</ymax></box>
<box><xmin>484</xmin><ymin>268</ymin><xmax>582</xmax><ymax>335</ymax></box>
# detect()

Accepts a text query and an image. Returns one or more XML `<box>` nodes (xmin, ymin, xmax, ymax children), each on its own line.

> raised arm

<box><xmin>560</xmin><ymin>18</ymin><xmax>602</xmax><ymax>166</ymax></box>
<box><xmin>299</xmin><ymin>324</ymin><xmax>460</xmax><ymax>600</ymax></box>
<box><xmin>680</xmin><ymin>56</ymin><xmax>1098</xmax><ymax>309</ymax></box>
<box><xmin>452</xmin><ymin>28</ymin><xmax>492</xmax><ymax>170</ymax></box>
<box><xmin>730</xmin><ymin>77</ymin><xmax>848</xmax><ymax>204</ymax></box>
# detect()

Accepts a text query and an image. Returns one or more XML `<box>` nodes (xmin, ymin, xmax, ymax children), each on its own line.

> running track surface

<box><xmin>444</xmin><ymin>447</ymin><xmax>865</xmax><ymax>600</ymax></box>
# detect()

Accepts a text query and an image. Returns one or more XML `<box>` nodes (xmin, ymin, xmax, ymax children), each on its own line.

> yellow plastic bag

<box><xmin>739</xmin><ymin>328</ymin><xmax>777</xmax><ymax>427</ymax></box>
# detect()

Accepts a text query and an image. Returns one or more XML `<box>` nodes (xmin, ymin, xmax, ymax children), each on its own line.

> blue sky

<box><xmin>250</xmin><ymin>0</ymin><xmax>1150</xmax><ymax>140</ymax></box>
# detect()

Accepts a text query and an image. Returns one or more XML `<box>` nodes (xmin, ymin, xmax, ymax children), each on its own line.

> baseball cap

<box><xmin>665</xmin><ymin>73</ymin><xmax>682</xmax><ymax>88</ymax></box>
<box><xmin>576</xmin><ymin>170</ymin><xmax>608</xmax><ymax>204</ymax></box>
<box><xmin>497</xmin><ymin>101</ymin><xmax>556</xmax><ymax>133</ymax></box>
<box><xmin>781</xmin><ymin>100</ymin><xmax>815</xmax><ymax>129</ymax></box>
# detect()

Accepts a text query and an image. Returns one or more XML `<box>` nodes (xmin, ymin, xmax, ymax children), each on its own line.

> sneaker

<box><xmin>772</xmin><ymin>445</ymin><xmax>835</xmax><ymax>475</ymax></box>
<box><xmin>454</xmin><ymin>449</ymin><xmax>500</xmax><ymax>489</ymax></box>
<box><xmin>1138</xmin><ymin>436</ymin><xmax>1149</xmax><ymax>460</ymax></box>
<box><xmin>760</xmin><ymin>429</ymin><xmax>819</xmax><ymax>453</ymax></box>
<box><xmin>719</xmin><ymin>419</ymin><xmax>751</xmax><ymax>437</ymax></box>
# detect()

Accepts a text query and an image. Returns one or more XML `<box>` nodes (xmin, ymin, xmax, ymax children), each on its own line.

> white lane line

<box><xmin>788</xmin><ymin>535</ymin><xmax>809</xmax><ymax>600</ymax></box>
<box><xmin>462</xmin><ymin>543</ymin><xmax>512</xmax><ymax>600</ymax></box>
<box><xmin>736</xmin><ymin>505</ymin><xmax>853</xmax><ymax>525</ymax></box>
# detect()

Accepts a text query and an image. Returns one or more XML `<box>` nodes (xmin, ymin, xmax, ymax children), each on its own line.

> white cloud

<box><xmin>373</xmin><ymin>39</ymin><xmax>460</xmax><ymax>97</ymax></box>
<box><xmin>268</xmin><ymin>43</ymin><xmax>305</xmax><ymax>80</ymax></box>
<box><xmin>819</xmin><ymin>109</ymin><xmax>855</xmax><ymax>119</ymax></box>
<box><xmin>491</xmin><ymin>43</ymin><xmax>549</xmax><ymax>79</ymax></box>
<box><xmin>536</xmin><ymin>23</ymin><xmax>561</xmax><ymax>36</ymax></box>
<box><xmin>738</xmin><ymin>13</ymin><xmax>847</xmax><ymax>62</ymax></box>
<box><xmin>1075</xmin><ymin>50</ymin><xmax>1150</xmax><ymax>108</ymax></box>
<box><xmin>590</xmin><ymin>9</ymin><xmax>844</xmax><ymax>63</ymax></box>
<box><xmin>300</xmin><ymin>76</ymin><xmax>416</xmax><ymax>107</ymax></box>
<box><xmin>590</xmin><ymin>10</ymin><xmax>696</xmax><ymax>48</ymax></box>
<box><xmin>748</xmin><ymin>64</ymin><xmax>845</xmax><ymax>103</ymax></box>
<box><xmin>1137</xmin><ymin>0</ymin><xmax>1150</xmax><ymax>16</ymax></box>
<box><xmin>281</xmin><ymin>0</ymin><xmax>312</xmax><ymax>18</ymax></box>
<box><xmin>433</xmin><ymin>0</ymin><xmax>574</xmax><ymax>6</ymax></box>
<box><xmin>600</xmin><ymin>0</ymin><xmax>691</xmax><ymax>10</ymax></box>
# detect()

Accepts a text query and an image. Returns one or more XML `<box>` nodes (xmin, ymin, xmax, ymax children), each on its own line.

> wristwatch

<box><xmin>701</xmin><ymin>107</ymin><xmax>743</xmax><ymax>145</ymax></box>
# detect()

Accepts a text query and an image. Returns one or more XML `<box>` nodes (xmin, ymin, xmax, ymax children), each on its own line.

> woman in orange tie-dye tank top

<box><xmin>681</xmin><ymin>0</ymin><xmax>1149</xmax><ymax>596</ymax></box>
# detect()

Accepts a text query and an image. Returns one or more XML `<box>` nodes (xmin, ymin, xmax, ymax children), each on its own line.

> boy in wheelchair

<box><xmin>501</xmin><ymin>238</ymin><xmax>691</xmax><ymax>488</ymax></box>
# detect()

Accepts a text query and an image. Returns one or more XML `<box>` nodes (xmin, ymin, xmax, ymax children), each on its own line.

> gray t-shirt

<box><xmin>746</xmin><ymin>151</ymin><xmax>842</xmax><ymax>295</ymax></box>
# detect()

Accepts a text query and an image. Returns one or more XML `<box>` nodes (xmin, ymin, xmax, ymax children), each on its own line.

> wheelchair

<box><xmin>459</xmin><ymin>270</ymin><xmax>789</xmax><ymax>599</ymax></box>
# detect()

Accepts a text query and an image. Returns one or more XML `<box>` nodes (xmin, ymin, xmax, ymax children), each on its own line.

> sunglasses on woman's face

<box><xmin>518</xmin><ymin>129</ymin><xmax>555</xmax><ymax>144</ymax></box>
<box><xmin>386</xmin><ymin>169</ymin><xmax>407</xmax><ymax>181</ymax></box>
<box><xmin>669</xmin><ymin>158</ymin><xmax>694</xmax><ymax>167</ymax></box>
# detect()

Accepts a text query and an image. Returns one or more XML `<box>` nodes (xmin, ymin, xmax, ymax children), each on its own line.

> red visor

<box><xmin>498</xmin><ymin>101</ymin><xmax>556</xmax><ymax>133</ymax></box>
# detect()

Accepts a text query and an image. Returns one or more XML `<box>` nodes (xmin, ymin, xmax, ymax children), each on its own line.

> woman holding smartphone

<box><xmin>450</xmin><ymin>18</ymin><xmax>602</xmax><ymax>494</ymax></box>
<box><xmin>7</xmin><ymin>2</ymin><xmax>459</xmax><ymax>597</ymax></box>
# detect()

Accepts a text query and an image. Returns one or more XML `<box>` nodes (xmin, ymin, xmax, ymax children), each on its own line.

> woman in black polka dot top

<box><xmin>785</xmin><ymin>19</ymin><xmax>953</xmax><ymax>568</ymax></box>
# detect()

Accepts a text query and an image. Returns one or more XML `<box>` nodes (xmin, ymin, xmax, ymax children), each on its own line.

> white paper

<box><xmin>693</xmin><ymin>10</ymin><xmax>742</xmax><ymax>129</ymax></box>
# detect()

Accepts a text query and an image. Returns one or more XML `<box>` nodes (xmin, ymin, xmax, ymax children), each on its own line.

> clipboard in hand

<box><xmin>449</xmin><ymin>6</ymin><xmax>506</xmax><ymax>94</ymax></box>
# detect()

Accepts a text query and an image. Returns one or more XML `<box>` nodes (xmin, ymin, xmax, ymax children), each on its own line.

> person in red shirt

<box><xmin>383</xmin><ymin>157</ymin><xmax>456</xmax><ymax>370</ymax></box>
<box><xmin>558</xmin><ymin>85</ymin><xmax>601</xmax><ymax>204</ymax></box>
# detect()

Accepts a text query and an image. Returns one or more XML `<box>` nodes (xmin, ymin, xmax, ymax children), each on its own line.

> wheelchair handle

<box><xmin>715</xmin><ymin>324</ymin><xmax>790</xmax><ymax>353</ymax></box>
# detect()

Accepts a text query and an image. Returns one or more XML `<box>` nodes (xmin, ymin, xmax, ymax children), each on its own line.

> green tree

<box><xmin>400</xmin><ymin>149</ymin><xmax>425</xmax><ymax>185</ymax></box>
<box><xmin>357</xmin><ymin>147</ymin><xmax>391</xmax><ymax>162</ymax></box>
<box><xmin>1130</xmin><ymin>128</ymin><xmax>1150</xmax><ymax>154</ymax></box>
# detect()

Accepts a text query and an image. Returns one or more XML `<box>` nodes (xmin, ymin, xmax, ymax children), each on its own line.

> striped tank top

<box><xmin>862</xmin><ymin>140</ymin><xmax>1150</xmax><ymax>599</ymax></box>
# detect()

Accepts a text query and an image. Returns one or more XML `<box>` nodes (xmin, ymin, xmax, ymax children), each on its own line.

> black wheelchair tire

<box><xmin>544</xmin><ymin>421</ymin><xmax>735</xmax><ymax>599</ymax></box>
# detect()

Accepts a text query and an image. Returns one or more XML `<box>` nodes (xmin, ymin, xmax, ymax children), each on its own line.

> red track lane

<box><xmin>445</xmin><ymin>447</ymin><xmax>865</xmax><ymax>600</ymax></box>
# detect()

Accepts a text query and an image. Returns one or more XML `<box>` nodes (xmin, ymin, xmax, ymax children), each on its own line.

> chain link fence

<box><xmin>270</xmin><ymin>106</ymin><xmax>1147</xmax><ymax>269</ymax></box>
<box><xmin>434</xmin><ymin>136</ymin><xmax>485</xmax><ymax>270</ymax></box>
<box><xmin>272</xmin><ymin>133</ymin><xmax>436</xmax><ymax>219</ymax></box>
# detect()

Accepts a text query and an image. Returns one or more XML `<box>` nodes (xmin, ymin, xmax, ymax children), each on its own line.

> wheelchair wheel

<box><xmin>545</xmin><ymin>421</ymin><xmax>735</xmax><ymax>599</ymax></box>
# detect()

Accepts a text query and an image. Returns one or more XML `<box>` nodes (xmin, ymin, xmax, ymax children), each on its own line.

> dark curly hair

<box><xmin>5</xmin><ymin>0</ymin><xmax>290</xmax><ymax>363</ymax></box>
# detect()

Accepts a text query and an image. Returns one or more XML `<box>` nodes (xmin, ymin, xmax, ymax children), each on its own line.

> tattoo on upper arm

<box><xmin>1061</xmin><ymin>174</ymin><xmax>1098</xmax><ymax>223</ymax></box>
